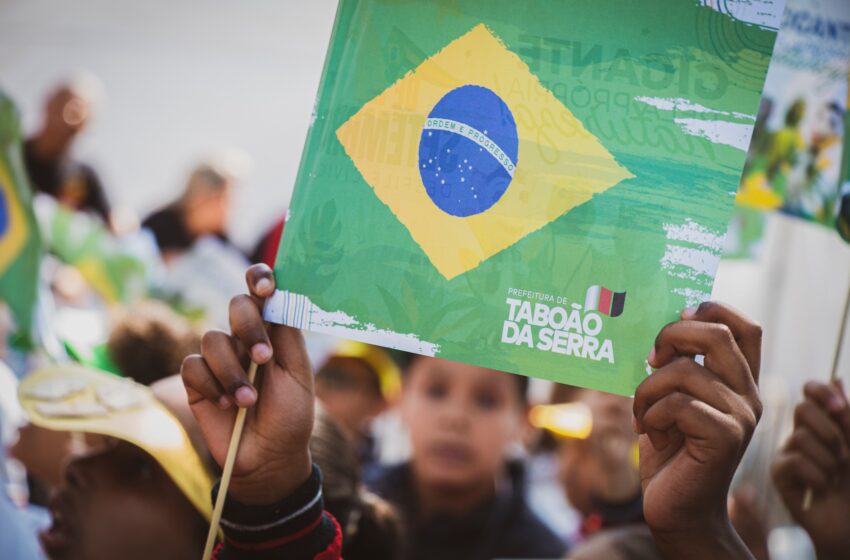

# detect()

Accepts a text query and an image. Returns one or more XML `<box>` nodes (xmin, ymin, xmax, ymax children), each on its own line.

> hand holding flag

<box><xmin>181</xmin><ymin>264</ymin><xmax>314</xmax><ymax>506</ymax></box>
<box><xmin>633</xmin><ymin>302</ymin><xmax>763</xmax><ymax>560</ymax></box>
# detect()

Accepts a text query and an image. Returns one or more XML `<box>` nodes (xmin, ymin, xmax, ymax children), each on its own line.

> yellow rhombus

<box><xmin>0</xmin><ymin>160</ymin><xmax>28</xmax><ymax>274</ymax></box>
<box><xmin>337</xmin><ymin>24</ymin><xmax>633</xmax><ymax>280</ymax></box>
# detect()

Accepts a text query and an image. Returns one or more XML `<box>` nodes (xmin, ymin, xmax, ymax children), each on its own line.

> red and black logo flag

<box><xmin>584</xmin><ymin>285</ymin><xmax>626</xmax><ymax>317</ymax></box>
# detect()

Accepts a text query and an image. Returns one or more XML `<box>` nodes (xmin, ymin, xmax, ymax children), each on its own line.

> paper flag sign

<box><xmin>265</xmin><ymin>0</ymin><xmax>783</xmax><ymax>396</ymax></box>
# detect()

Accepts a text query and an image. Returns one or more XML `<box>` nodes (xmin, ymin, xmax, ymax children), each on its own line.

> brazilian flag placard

<box><xmin>266</xmin><ymin>0</ymin><xmax>782</xmax><ymax>396</ymax></box>
<box><xmin>0</xmin><ymin>93</ymin><xmax>41</xmax><ymax>346</ymax></box>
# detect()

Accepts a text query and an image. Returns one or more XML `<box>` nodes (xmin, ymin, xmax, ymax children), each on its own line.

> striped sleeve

<box><xmin>211</xmin><ymin>465</ymin><xmax>342</xmax><ymax>560</ymax></box>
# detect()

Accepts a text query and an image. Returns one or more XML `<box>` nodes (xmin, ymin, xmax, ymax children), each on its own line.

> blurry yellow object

<box><xmin>736</xmin><ymin>171</ymin><xmax>783</xmax><ymax>209</ymax></box>
<box><xmin>0</xmin><ymin>160</ymin><xmax>28</xmax><ymax>274</ymax></box>
<box><xmin>19</xmin><ymin>364</ymin><xmax>213</xmax><ymax>521</ymax></box>
<box><xmin>630</xmin><ymin>441</ymin><xmax>639</xmax><ymax>470</ymax></box>
<box><xmin>529</xmin><ymin>402</ymin><xmax>593</xmax><ymax>440</ymax></box>
<box><xmin>332</xmin><ymin>340</ymin><xmax>402</xmax><ymax>402</ymax></box>
<box><xmin>75</xmin><ymin>257</ymin><xmax>120</xmax><ymax>303</ymax></box>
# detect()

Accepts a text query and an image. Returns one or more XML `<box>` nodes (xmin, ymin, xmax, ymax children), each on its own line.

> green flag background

<box><xmin>0</xmin><ymin>92</ymin><xmax>41</xmax><ymax>346</ymax></box>
<box><xmin>267</xmin><ymin>0</ymin><xmax>782</xmax><ymax>396</ymax></box>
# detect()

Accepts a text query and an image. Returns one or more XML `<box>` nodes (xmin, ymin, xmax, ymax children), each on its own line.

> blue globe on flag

<box><xmin>418</xmin><ymin>85</ymin><xmax>519</xmax><ymax>217</ymax></box>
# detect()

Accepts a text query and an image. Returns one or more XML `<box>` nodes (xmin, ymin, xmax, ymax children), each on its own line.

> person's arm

<box><xmin>633</xmin><ymin>302</ymin><xmax>764</xmax><ymax>560</ymax></box>
<box><xmin>771</xmin><ymin>380</ymin><xmax>850</xmax><ymax>560</ymax></box>
<box><xmin>182</xmin><ymin>264</ymin><xmax>342</xmax><ymax>560</ymax></box>
<box><xmin>211</xmin><ymin>465</ymin><xmax>342</xmax><ymax>560</ymax></box>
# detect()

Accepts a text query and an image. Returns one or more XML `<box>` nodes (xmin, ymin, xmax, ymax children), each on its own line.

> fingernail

<box><xmin>234</xmin><ymin>385</ymin><xmax>257</xmax><ymax>407</ymax></box>
<box><xmin>829</xmin><ymin>395</ymin><xmax>844</xmax><ymax>413</ymax></box>
<box><xmin>647</xmin><ymin>347</ymin><xmax>656</xmax><ymax>367</ymax></box>
<box><xmin>631</xmin><ymin>415</ymin><xmax>640</xmax><ymax>434</ymax></box>
<box><xmin>256</xmin><ymin>278</ymin><xmax>273</xmax><ymax>294</ymax></box>
<box><xmin>252</xmin><ymin>343</ymin><xmax>272</xmax><ymax>363</ymax></box>
<box><xmin>682</xmin><ymin>306</ymin><xmax>697</xmax><ymax>319</ymax></box>
<box><xmin>218</xmin><ymin>395</ymin><xmax>231</xmax><ymax>409</ymax></box>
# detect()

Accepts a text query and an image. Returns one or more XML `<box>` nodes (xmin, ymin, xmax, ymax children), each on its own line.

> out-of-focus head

<box><xmin>181</xmin><ymin>163</ymin><xmax>234</xmax><ymax>237</ymax></box>
<box><xmin>18</xmin><ymin>366</ymin><xmax>213</xmax><ymax>560</ymax></box>
<box><xmin>107</xmin><ymin>301</ymin><xmax>200</xmax><ymax>386</ymax></box>
<box><xmin>315</xmin><ymin>341</ymin><xmax>401</xmax><ymax>438</ymax></box>
<box><xmin>310</xmin><ymin>406</ymin><xmax>403</xmax><ymax>560</ymax></box>
<box><xmin>553</xmin><ymin>387</ymin><xmax>639</xmax><ymax>516</ymax></box>
<box><xmin>401</xmin><ymin>356</ymin><xmax>528</xmax><ymax>490</ymax></box>
<box><xmin>42</xmin><ymin>73</ymin><xmax>103</xmax><ymax>140</ymax></box>
<box><xmin>785</xmin><ymin>99</ymin><xmax>806</xmax><ymax>128</ymax></box>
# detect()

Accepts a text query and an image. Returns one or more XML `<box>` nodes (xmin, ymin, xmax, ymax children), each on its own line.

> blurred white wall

<box><xmin>0</xmin><ymin>0</ymin><xmax>337</xmax><ymax>249</ymax></box>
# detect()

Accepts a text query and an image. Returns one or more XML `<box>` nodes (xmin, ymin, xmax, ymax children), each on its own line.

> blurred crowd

<box><xmin>1</xmin><ymin>78</ymin><xmax>849</xmax><ymax>560</ymax></box>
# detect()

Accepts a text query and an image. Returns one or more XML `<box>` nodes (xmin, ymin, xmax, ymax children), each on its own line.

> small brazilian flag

<box><xmin>0</xmin><ymin>93</ymin><xmax>40</xmax><ymax>345</ymax></box>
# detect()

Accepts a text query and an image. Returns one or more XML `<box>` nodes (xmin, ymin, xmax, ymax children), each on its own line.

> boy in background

<box><xmin>552</xmin><ymin>388</ymin><xmax>644</xmax><ymax>540</ymax></box>
<box><xmin>367</xmin><ymin>356</ymin><xmax>566</xmax><ymax>559</ymax></box>
<box><xmin>314</xmin><ymin>341</ymin><xmax>400</xmax><ymax>465</ymax></box>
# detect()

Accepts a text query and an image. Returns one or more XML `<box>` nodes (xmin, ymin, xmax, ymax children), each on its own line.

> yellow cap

<box><xmin>18</xmin><ymin>364</ymin><xmax>213</xmax><ymax>521</ymax></box>
<box><xmin>529</xmin><ymin>402</ymin><xmax>593</xmax><ymax>440</ymax></box>
<box><xmin>330</xmin><ymin>340</ymin><xmax>402</xmax><ymax>402</ymax></box>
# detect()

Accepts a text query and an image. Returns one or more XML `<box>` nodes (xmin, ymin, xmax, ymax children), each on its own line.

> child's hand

<box><xmin>181</xmin><ymin>264</ymin><xmax>314</xmax><ymax>505</ymax></box>
<box><xmin>771</xmin><ymin>380</ymin><xmax>850</xmax><ymax>560</ymax></box>
<box><xmin>633</xmin><ymin>302</ymin><xmax>763</xmax><ymax>559</ymax></box>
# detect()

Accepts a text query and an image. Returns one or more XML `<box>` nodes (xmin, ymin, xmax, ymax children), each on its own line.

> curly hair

<box><xmin>107</xmin><ymin>301</ymin><xmax>200</xmax><ymax>386</ymax></box>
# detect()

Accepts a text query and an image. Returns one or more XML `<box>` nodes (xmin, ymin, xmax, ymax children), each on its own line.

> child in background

<box><xmin>553</xmin><ymin>388</ymin><xmax>643</xmax><ymax>541</ymax></box>
<box><xmin>14</xmin><ymin>301</ymin><xmax>201</xmax><ymax>506</ymax></box>
<box><xmin>16</xmin><ymin>366</ymin><xmax>214</xmax><ymax>560</ymax></box>
<box><xmin>314</xmin><ymin>341</ymin><xmax>400</xmax><ymax>466</ymax></box>
<box><xmin>366</xmin><ymin>356</ymin><xmax>566</xmax><ymax>560</ymax></box>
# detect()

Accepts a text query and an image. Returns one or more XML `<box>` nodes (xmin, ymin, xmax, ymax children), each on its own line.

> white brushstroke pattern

<box><xmin>663</xmin><ymin>219</ymin><xmax>726</xmax><ymax>252</ymax></box>
<box><xmin>263</xmin><ymin>290</ymin><xmax>440</xmax><ymax>356</ymax></box>
<box><xmin>673</xmin><ymin>287</ymin><xmax>712</xmax><ymax>309</ymax></box>
<box><xmin>661</xmin><ymin>246</ymin><xmax>722</xmax><ymax>280</ymax></box>
<box><xmin>673</xmin><ymin>118</ymin><xmax>754</xmax><ymax>152</ymax></box>
<box><xmin>635</xmin><ymin>96</ymin><xmax>754</xmax><ymax>121</ymax></box>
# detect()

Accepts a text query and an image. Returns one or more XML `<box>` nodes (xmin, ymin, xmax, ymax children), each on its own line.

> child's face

<box><xmin>39</xmin><ymin>440</ymin><xmax>204</xmax><ymax>560</ymax></box>
<box><xmin>316</xmin><ymin>357</ymin><xmax>387</xmax><ymax>437</ymax></box>
<box><xmin>556</xmin><ymin>389</ymin><xmax>640</xmax><ymax>514</ymax></box>
<box><xmin>401</xmin><ymin>357</ymin><xmax>524</xmax><ymax>490</ymax></box>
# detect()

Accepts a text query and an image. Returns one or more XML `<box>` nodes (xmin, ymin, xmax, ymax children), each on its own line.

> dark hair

<box><xmin>316</xmin><ymin>357</ymin><xmax>382</xmax><ymax>398</ymax></box>
<box><xmin>107</xmin><ymin>302</ymin><xmax>200</xmax><ymax>386</ymax></box>
<box><xmin>400</xmin><ymin>353</ymin><xmax>529</xmax><ymax>403</ymax></box>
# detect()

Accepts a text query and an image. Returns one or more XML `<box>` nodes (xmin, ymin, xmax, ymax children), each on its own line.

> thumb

<box><xmin>268</xmin><ymin>323</ymin><xmax>314</xmax><ymax>390</ymax></box>
<box><xmin>245</xmin><ymin>263</ymin><xmax>312</xmax><ymax>387</ymax></box>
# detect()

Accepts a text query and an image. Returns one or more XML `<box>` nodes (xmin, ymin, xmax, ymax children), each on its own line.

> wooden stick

<box><xmin>202</xmin><ymin>361</ymin><xmax>259</xmax><ymax>560</ymax></box>
<box><xmin>802</xmin><ymin>278</ymin><xmax>850</xmax><ymax>511</ymax></box>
